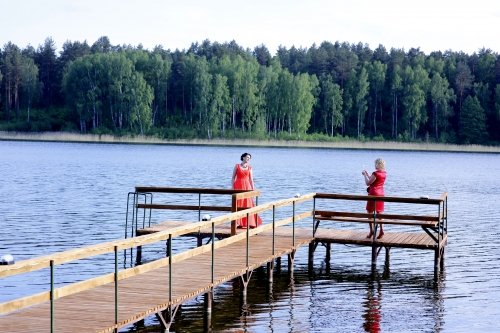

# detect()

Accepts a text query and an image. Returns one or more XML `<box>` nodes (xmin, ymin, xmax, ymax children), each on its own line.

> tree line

<box><xmin>1</xmin><ymin>36</ymin><xmax>499</xmax><ymax>144</ymax></box>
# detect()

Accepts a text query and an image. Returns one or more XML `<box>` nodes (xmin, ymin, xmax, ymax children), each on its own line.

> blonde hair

<box><xmin>375</xmin><ymin>158</ymin><xmax>385</xmax><ymax>170</ymax></box>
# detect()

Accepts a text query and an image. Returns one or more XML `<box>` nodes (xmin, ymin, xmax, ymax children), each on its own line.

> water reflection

<box><xmin>123</xmin><ymin>260</ymin><xmax>446</xmax><ymax>333</ymax></box>
<box><xmin>362</xmin><ymin>280</ymin><xmax>382</xmax><ymax>333</ymax></box>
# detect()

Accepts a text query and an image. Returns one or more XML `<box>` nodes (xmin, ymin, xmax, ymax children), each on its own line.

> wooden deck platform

<box><xmin>1</xmin><ymin>190</ymin><xmax>447</xmax><ymax>332</ymax></box>
<box><xmin>137</xmin><ymin>220</ymin><xmax>446</xmax><ymax>250</ymax></box>
<box><xmin>0</xmin><ymin>232</ymin><xmax>312</xmax><ymax>333</ymax></box>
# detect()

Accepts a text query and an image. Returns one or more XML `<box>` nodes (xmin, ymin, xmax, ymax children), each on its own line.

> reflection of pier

<box><xmin>0</xmin><ymin>188</ymin><xmax>447</xmax><ymax>332</ymax></box>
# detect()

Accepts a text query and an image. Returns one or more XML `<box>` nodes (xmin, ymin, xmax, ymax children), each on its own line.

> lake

<box><xmin>1</xmin><ymin>140</ymin><xmax>499</xmax><ymax>332</ymax></box>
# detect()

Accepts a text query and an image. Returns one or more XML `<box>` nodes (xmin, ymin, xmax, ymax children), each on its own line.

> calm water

<box><xmin>1</xmin><ymin>141</ymin><xmax>499</xmax><ymax>333</ymax></box>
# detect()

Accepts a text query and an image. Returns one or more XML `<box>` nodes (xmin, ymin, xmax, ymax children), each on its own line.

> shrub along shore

<box><xmin>0</xmin><ymin>131</ymin><xmax>499</xmax><ymax>153</ymax></box>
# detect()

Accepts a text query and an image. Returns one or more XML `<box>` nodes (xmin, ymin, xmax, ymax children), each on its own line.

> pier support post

<box><xmin>288</xmin><ymin>250</ymin><xmax>295</xmax><ymax>274</ymax></box>
<box><xmin>325</xmin><ymin>243</ymin><xmax>331</xmax><ymax>264</ymax></box>
<box><xmin>308</xmin><ymin>242</ymin><xmax>315</xmax><ymax>264</ymax></box>
<box><xmin>156</xmin><ymin>305</ymin><xmax>178</xmax><ymax>333</ymax></box>
<box><xmin>434</xmin><ymin>247</ymin><xmax>441</xmax><ymax>281</ymax></box>
<box><xmin>267</xmin><ymin>261</ymin><xmax>274</xmax><ymax>283</ymax></box>
<box><xmin>440</xmin><ymin>248</ymin><xmax>445</xmax><ymax>271</ymax></box>
<box><xmin>204</xmin><ymin>289</ymin><xmax>213</xmax><ymax>312</ymax></box>
<box><xmin>371</xmin><ymin>246</ymin><xmax>378</xmax><ymax>269</ymax></box>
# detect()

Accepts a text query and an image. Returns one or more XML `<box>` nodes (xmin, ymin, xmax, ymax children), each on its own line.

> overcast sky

<box><xmin>2</xmin><ymin>0</ymin><xmax>499</xmax><ymax>55</ymax></box>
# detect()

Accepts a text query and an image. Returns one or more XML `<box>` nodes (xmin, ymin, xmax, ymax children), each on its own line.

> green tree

<box><xmin>209</xmin><ymin>73</ymin><xmax>230</xmax><ymax>137</ymax></box>
<box><xmin>290</xmin><ymin>73</ymin><xmax>318</xmax><ymax>135</ymax></box>
<box><xmin>429</xmin><ymin>74</ymin><xmax>455</xmax><ymax>140</ymax></box>
<box><xmin>20</xmin><ymin>56</ymin><xmax>40</xmax><ymax>122</ymax></box>
<box><xmin>401</xmin><ymin>65</ymin><xmax>429</xmax><ymax>139</ymax></box>
<box><xmin>367</xmin><ymin>60</ymin><xmax>387</xmax><ymax>135</ymax></box>
<box><xmin>1</xmin><ymin>42</ymin><xmax>22</xmax><ymax>119</ymax></box>
<box><xmin>34</xmin><ymin>38</ymin><xmax>59</xmax><ymax>107</ymax></box>
<box><xmin>319</xmin><ymin>74</ymin><xmax>343</xmax><ymax>135</ymax></box>
<box><xmin>460</xmin><ymin>96</ymin><xmax>486</xmax><ymax>143</ymax></box>
<box><xmin>389</xmin><ymin>64</ymin><xmax>403</xmax><ymax>138</ymax></box>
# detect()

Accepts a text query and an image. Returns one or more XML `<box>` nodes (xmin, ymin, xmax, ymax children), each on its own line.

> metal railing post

<box><xmin>50</xmin><ymin>260</ymin><xmax>54</xmax><ymax>333</ymax></box>
<box><xmin>211</xmin><ymin>221</ymin><xmax>215</xmax><ymax>285</ymax></box>
<box><xmin>272</xmin><ymin>205</ymin><xmax>276</xmax><ymax>256</ymax></box>
<box><xmin>246</xmin><ymin>212</ymin><xmax>250</xmax><ymax>268</ymax></box>
<box><xmin>312</xmin><ymin>197</ymin><xmax>316</xmax><ymax>236</ymax></box>
<box><xmin>198</xmin><ymin>193</ymin><xmax>202</xmax><ymax>221</ymax></box>
<box><xmin>114</xmin><ymin>246</ymin><xmax>118</xmax><ymax>333</ymax></box>
<box><xmin>168</xmin><ymin>233</ymin><xmax>172</xmax><ymax>305</ymax></box>
<box><xmin>292</xmin><ymin>201</ymin><xmax>296</xmax><ymax>247</ymax></box>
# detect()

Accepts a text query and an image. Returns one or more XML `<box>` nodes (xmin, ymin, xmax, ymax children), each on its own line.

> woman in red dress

<box><xmin>232</xmin><ymin>153</ymin><xmax>262</xmax><ymax>228</ymax></box>
<box><xmin>362</xmin><ymin>158</ymin><xmax>386</xmax><ymax>239</ymax></box>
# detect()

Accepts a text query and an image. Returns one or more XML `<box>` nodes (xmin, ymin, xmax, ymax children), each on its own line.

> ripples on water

<box><xmin>1</xmin><ymin>141</ymin><xmax>499</xmax><ymax>332</ymax></box>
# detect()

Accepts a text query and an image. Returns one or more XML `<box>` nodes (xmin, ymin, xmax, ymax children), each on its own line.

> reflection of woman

<box><xmin>362</xmin><ymin>158</ymin><xmax>386</xmax><ymax>239</ymax></box>
<box><xmin>232</xmin><ymin>153</ymin><xmax>262</xmax><ymax>228</ymax></box>
<box><xmin>362</xmin><ymin>284</ymin><xmax>382</xmax><ymax>333</ymax></box>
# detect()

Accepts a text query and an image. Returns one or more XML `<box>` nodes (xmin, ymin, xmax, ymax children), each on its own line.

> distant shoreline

<box><xmin>1</xmin><ymin>131</ymin><xmax>499</xmax><ymax>153</ymax></box>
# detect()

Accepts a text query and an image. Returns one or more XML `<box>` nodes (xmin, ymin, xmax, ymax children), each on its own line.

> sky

<box><xmin>2</xmin><ymin>0</ymin><xmax>499</xmax><ymax>55</ymax></box>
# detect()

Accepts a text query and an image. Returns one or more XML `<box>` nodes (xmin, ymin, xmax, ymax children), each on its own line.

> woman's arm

<box><xmin>363</xmin><ymin>171</ymin><xmax>376</xmax><ymax>186</ymax></box>
<box><xmin>249</xmin><ymin>168</ymin><xmax>255</xmax><ymax>190</ymax></box>
<box><xmin>231</xmin><ymin>165</ymin><xmax>237</xmax><ymax>188</ymax></box>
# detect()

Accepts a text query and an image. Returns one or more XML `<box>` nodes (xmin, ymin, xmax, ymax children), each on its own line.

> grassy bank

<box><xmin>1</xmin><ymin>131</ymin><xmax>499</xmax><ymax>153</ymax></box>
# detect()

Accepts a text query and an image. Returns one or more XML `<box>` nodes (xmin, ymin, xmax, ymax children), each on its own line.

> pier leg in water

<box><xmin>325</xmin><ymin>243</ymin><xmax>331</xmax><ymax>264</ymax></box>
<box><xmin>267</xmin><ymin>261</ymin><xmax>274</xmax><ymax>283</ymax></box>
<box><xmin>240</xmin><ymin>270</ymin><xmax>253</xmax><ymax>295</ymax></box>
<box><xmin>288</xmin><ymin>250</ymin><xmax>296</xmax><ymax>274</ymax></box>
<box><xmin>434</xmin><ymin>247</ymin><xmax>441</xmax><ymax>281</ymax></box>
<box><xmin>308</xmin><ymin>241</ymin><xmax>315</xmax><ymax>270</ymax></box>
<box><xmin>371</xmin><ymin>245</ymin><xmax>379</xmax><ymax>269</ymax></box>
<box><xmin>383</xmin><ymin>247</ymin><xmax>391</xmax><ymax>278</ymax></box>
<box><xmin>204</xmin><ymin>289</ymin><xmax>213</xmax><ymax>331</ymax></box>
<box><xmin>156</xmin><ymin>305</ymin><xmax>178</xmax><ymax>333</ymax></box>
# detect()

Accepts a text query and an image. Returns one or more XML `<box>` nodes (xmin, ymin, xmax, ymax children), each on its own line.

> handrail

<box><xmin>126</xmin><ymin>187</ymin><xmax>261</xmax><ymax>238</ymax></box>
<box><xmin>135</xmin><ymin>186</ymin><xmax>257</xmax><ymax>195</ymax></box>
<box><xmin>315</xmin><ymin>192</ymin><xmax>446</xmax><ymax>204</ymax></box>
<box><xmin>1</xmin><ymin>191</ymin><xmax>444</xmax><ymax>321</ymax></box>
<box><xmin>0</xmin><ymin>193</ymin><xmax>315</xmax><ymax>317</ymax></box>
<box><xmin>313</xmin><ymin>192</ymin><xmax>448</xmax><ymax>245</ymax></box>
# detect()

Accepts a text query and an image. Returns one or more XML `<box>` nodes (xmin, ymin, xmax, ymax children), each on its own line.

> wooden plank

<box><xmin>134</xmin><ymin>186</ymin><xmax>253</xmax><ymax>195</ymax></box>
<box><xmin>137</xmin><ymin>203</ymin><xmax>232</xmax><ymax>212</ymax></box>
<box><xmin>315</xmin><ymin>192</ymin><xmax>445</xmax><ymax>204</ymax></box>
<box><xmin>315</xmin><ymin>210</ymin><xmax>438</xmax><ymax>222</ymax></box>
<box><xmin>0</xmin><ymin>291</ymin><xmax>50</xmax><ymax>315</ymax></box>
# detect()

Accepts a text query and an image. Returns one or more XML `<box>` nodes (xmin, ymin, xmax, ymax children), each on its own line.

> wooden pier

<box><xmin>0</xmin><ymin>189</ymin><xmax>447</xmax><ymax>332</ymax></box>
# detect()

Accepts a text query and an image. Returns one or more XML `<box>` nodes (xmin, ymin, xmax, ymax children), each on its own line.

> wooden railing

<box><xmin>0</xmin><ymin>192</ymin><xmax>315</xmax><ymax>330</ymax></box>
<box><xmin>313</xmin><ymin>192</ymin><xmax>448</xmax><ymax>244</ymax></box>
<box><xmin>126</xmin><ymin>186</ymin><xmax>261</xmax><ymax>237</ymax></box>
<box><xmin>0</xmin><ymin>191</ymin><xmax>448</xmax><ymax>330</ymax></box>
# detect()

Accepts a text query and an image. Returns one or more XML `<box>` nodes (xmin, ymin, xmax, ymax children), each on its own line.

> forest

<box><xmin>1</xmin><ymin>36</ymin><xmax>499</xmax><ymax>144</ymax></box>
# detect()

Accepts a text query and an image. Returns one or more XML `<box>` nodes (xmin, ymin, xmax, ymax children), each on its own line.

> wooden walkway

<box><xmin>0</xmin><ymin>190</ymin><xmax>448</xmax><ymax>332</ymax></box>
<box><xmin>137</xmin><ymin>221</ymin><xmax>447</xmax><ymax>250</ymax></box>
<box><xmin>0</xmin><ymin>231</ymin><xmax>312</xmax><ymax>333</ymax></box>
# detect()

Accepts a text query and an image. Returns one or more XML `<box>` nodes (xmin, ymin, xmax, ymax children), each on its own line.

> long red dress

<box><xmin>233</xmin><ymin>164</ymin><xmax>262</xmax><ymax>228</ymax></box>
<box><xmin>366</xmin><ymin>170</ymin><xmax>386</xmax><ymax>213</ymax></box>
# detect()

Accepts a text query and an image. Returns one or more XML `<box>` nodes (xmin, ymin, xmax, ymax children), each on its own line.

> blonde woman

<box><xmin>362</xmin><ymin>158</ymin><xmax>386</xmax><ymax>239</ymax></box>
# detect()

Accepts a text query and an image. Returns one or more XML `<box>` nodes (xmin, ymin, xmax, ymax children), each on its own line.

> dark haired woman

<box><xmin>232</xmin><ymin>153</ymin><xmax>262</xmax><ymax>228</ymax></box>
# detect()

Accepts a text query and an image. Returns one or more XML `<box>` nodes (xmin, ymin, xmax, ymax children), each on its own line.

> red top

<box><xmin>367</xmin><ymin>170</ymin><xmax>386</xmax><ymax>213</ymax></box>
<box><xmin>233</xmin><ymin>164</ymin><xmax>252</xmax><ymax>190</ymax></box>
<box><xmin>368</xmin><ymin>170</ymin><xmax>386</xmax><ymax>196</ymax></box>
